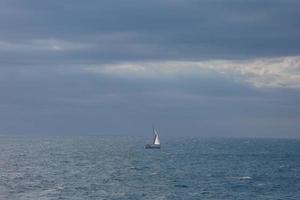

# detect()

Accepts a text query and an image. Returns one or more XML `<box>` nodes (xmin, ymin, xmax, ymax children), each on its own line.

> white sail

<box><xmin>145</xmin><ymin>127</ymin><xmax>161</xmax><ymax>149</ymax></box>
<box><xmin>153</xmin><ymin>129</ymin><xmax>160</xmax><ymax>145</ymax></box>
<box><xmin>154</xmin><ymin>134</ymin><xmax>160</xmax><ymax>145</ymax></box>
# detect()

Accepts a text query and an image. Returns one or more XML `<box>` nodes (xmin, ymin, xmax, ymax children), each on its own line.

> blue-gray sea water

<box><xmin>0</xmin><ymin>135</ymin><xmax>299</xmax><ymax>200</ymax></box>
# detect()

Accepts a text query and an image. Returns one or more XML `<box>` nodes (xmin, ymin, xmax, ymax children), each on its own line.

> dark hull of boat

<box><xmin>145</xmin><ymin>144</ymin><xmax>160</xmax><ymax>149</ymax></box>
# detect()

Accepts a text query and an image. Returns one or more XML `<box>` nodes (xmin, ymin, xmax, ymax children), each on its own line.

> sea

<box><xmin>0</xmin><ymin>135</ymin><xmax>299</xmax><ymax>200</ymax></box>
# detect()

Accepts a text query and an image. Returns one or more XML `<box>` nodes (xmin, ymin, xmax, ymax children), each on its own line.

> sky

<box><xmin>1</xmin><ymin>0</ymin><xmax>300</xmax><ymax>138</ymax></box>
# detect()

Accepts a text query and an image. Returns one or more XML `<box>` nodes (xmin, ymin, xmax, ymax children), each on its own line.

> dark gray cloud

<box><xmin>1</xmin><ymin>0</ymin><xmax>300</xmax><ymax>63</ymax></box>
<box><xmin>0</xmin><ymin>0</ymin><xmax>300</xmax><ymax>137</ymax></box>
<box><xmin>1</xmin><ymin>68</ymin><xmax>300</xmax><ymax>137</ymax></box>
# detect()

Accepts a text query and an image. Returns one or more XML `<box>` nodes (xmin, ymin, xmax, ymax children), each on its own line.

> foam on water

<box><xmin>226</xmin><ymin>176</ymin><xmax>252</xmax><ymax>180</ymax></box>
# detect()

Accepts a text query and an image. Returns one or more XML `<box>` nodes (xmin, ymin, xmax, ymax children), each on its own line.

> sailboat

<box><xmin>145</xmin><ymin>127</ymin><xmax>161</xmax><ymax>149</ymax></box>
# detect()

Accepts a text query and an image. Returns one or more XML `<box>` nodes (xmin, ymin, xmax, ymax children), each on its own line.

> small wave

<box><xmin>226</xmin><ymin>176</ymin><xmax>252</xmax><ymax>180</ymax></box>
<box><xmin>56</xmin><ymin>185</ymin><xmax>64</xmax><ymax>190</ymax></box>
<box><xmin>174</xmin><ymin>184</ymin><xmax>189</xmax><ymax>188</ymax></box>
<box><xmin>129</xmin><ymin>166</ymin><xmax>143</xmax><ymax>171</ymax></box>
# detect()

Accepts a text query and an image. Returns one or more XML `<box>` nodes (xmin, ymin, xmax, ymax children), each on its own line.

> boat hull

<box><xmin>145</xmin><ymin>144</ymin><xmax>160</xmax><ymax>149</ymax></box>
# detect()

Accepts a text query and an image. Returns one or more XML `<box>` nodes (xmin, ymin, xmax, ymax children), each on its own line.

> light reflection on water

<box><xmin>0</xmin><ymin>135</ymin><xmax>299</xmax><ymax>200</ymax></box>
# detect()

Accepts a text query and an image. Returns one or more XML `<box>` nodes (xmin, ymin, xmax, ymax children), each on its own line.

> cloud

<box><xmin>1</xmin><ymin>0</ymin><xmax>300</xmax><ymax>61</ymax></box>
<box><xmin>86</xmin><ymin>56</ymin><xmax>300</xmax><ymax>88</ymax></box>
<box><xmin>0</xmin><ymin>39</ymin><xmax>90</xmax><ymax>52</ymax></box>
<box><xmin>0</xmin><ymin>0</ymin><xmax>300</xmax><ymax>137</ymax></box>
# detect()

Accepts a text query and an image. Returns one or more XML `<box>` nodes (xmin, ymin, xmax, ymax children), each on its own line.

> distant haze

<box><xmin>1</xmin><ymin>0</ymin><xmax>300</xmax><ymax>138</ymax></box>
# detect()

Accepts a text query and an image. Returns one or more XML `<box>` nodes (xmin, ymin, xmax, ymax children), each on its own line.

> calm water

<box><xmin>0</xmin><ymin>135</ymin><xmax>299</xmax><ymax>200</ymax></box>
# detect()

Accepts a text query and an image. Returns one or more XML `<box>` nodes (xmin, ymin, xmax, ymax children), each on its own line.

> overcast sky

<box><xmin>1</xmin><ymin>0</ymin><xmax>300</xmax><ymax>138</ymax></box>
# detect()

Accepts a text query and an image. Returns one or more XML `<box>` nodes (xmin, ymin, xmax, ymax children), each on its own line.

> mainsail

<box><xmin>153</xmin><ymin>129</ymin><xmax>160</xmax><ymax>145</ymax></box>
<box><xmin>145</xmin><ymin>126</ymin><xmax>161</xmax><ymax>149</ymax></box>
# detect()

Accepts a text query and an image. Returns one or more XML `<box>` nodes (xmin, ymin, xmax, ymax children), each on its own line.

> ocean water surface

<box><xmin>0</xmin><ymin>135</ymin><xmax>299</xmax><ymax>200</ymax></box>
